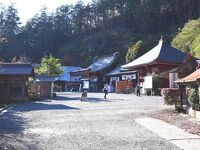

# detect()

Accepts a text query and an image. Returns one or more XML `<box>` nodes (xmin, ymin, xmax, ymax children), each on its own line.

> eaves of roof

<box><xmin>122</xmin><ymin>39</ymin><xmax>187</xmax><ymax>69</ymax></box>
<box><xmin>90</xmin><ymin>52</ymin><xmax>119</xmax><ymax>73</ymax></box>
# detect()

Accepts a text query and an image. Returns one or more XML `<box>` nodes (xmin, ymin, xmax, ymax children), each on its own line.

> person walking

<box><xmin>136</xmin><ymin>83</ymin><xmax>141</xmax><ymax>96</ymax></box>
<box><xmin>103</xmin><ymin>83</ymin><xmax>109</xmax><ymax>99</ymax></box>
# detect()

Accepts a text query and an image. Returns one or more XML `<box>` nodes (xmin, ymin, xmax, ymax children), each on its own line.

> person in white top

<box><xmin>103</xmin><ymin>83</ymin><xmax>109</xmax><ymax>99</ymax></box>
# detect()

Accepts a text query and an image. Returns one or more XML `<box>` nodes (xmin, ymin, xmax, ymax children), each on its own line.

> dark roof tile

<box><xmin>122</xmin><ymin>39</ymin><xmax>187</xmax><ymax>69</ymax></box>
<box><xmin>0</xmin><ymin>63</ymin><xmax>34</xmax><ymax>76</ymax></box>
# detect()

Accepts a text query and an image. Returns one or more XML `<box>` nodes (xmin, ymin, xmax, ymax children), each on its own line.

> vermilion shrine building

<box><xmin>122</xmin><ymin>38</ymin><xmax>190</xmax><ymax>94</ymax></box>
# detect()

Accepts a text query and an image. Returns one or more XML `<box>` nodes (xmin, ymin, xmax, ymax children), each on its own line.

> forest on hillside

<box><xmin>0</xmin><ymin>0</ymin><xmax>200</xmax><ymax>67</ymax></box>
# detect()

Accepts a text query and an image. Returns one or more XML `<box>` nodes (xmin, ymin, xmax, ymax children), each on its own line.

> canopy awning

<box><xmin>175</xmin><ymin>69</ymin><xmax>200</xmax><ymax>83</ymax></box>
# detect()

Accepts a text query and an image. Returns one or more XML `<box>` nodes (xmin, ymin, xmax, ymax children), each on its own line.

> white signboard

<box><xmin>122</xmin><ymin>74</ymin><xmax>136</xmax><ymax>80</ymax></box>
<box><xmin>111</xmin><ymin>77</ymin><xmax>119</xmax><ymax>81</ymax></box>
<box><xmin>144</xmin><ymin>76</ymin><xmax>153</xmax><ymax>89</ymax></box>
<box><xmin>83</xmin><ymin>81</ymin><xmax>89</xmax><ymax>89</ymax></box>
<box><xmin>71</xmin><ymin>76</ymin><xmax>81</xmax><ymax>82</ymax></box>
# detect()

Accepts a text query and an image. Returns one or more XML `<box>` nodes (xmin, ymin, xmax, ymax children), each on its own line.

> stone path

<box><xmin>136</xmin><ymin>117</ymin><xmax>200</xmax><ymax>150</ymax></box>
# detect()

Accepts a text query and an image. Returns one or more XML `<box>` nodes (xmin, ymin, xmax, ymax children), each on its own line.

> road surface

<box><xmin>0</xmin><ymin>92</ymin><xmax>180</xmax><ymax>150</ymax></box>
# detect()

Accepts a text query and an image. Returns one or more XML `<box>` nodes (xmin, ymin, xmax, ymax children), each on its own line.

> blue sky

<box><xmin>0</xmin><ymin>0</ymin><xmax>92</xmax><ymax>25</ymax></box>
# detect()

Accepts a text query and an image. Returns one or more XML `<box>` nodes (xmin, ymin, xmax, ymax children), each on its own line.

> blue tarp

<box><xmin>58</xmin><ymin>66</ymin><xmax>81</xmax><ymax>81</ymax></box>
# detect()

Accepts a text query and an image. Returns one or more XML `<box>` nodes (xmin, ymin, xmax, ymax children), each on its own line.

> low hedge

<box><xmin>29</xmin><ymin>93</ymin><xmax>40</xmax><ymax>101</ymax></box>
<box><xmin>161</xmin><ymin>88</ymin><xmax>180</xmax><ymax>106</ymax></box>
<box><xmin>187</xmin><ymin>88</ymin><xmax>200</xmax><ymax>111</ymax></box>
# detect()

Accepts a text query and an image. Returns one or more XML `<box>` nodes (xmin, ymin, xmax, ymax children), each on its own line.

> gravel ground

<box><xmin>150</xmin><ymin>108</ymin><xmax>200</xmax><ymax>136</ymax></box>
<box><xmin>0</xmin><ymin>92</ymin><xmax>181</xmax><ymax>150</ymax></box>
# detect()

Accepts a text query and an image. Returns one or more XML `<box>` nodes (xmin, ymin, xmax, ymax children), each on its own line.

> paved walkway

<box><xmin>0</xmin><ymin>92</ymin><xmax>196</xmax><ymax>149</ymax></box>
<box><xmin>136</xmin><ymin>118</ymin><xmax>200</xmax><ymax>150</ymax></box>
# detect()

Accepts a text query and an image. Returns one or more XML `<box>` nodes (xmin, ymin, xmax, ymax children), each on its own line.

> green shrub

<box><xmin>161</xmin><ymin>88</ymin><xmax>180</xmax><ymax>106</ymax></box>
<box><xmin>187</xmin><ymin>88</ymin><xmax>200</xmax><ymax>110</ymax></box>
<box><xmin>29</xmin><ymin>93</ymin><xmax>40</xmax><ymax>101</ymax></box>
<box><xmin>0</xmin><ymin>104</ymin><xmax>5</xmax><ymax>109</ymax></box>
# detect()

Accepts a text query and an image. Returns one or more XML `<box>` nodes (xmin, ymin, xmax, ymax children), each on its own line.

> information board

<box><xmin>83</xmin><ymin>81</ymin><xmax>89</xmax><ymax>89</ymax></box>
<box><xmin>144</xmin><ymin>76</ymin><xmax>153</xmax><ymax>89</ymax></box>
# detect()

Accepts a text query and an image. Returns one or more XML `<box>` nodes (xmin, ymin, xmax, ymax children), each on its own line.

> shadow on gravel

<box><xmin>87</xmin><ymin>97</ymin><xmax>112</xmax><ymax>103</ymax></box>
<box><xmin>52</xmin><ymin>96</ymin><xmax>81</xmax><ymax>101</ymax></box>
<box><xmin>0</xmin><ymin>110</ymin><xmax>34</xmax><ymax>150</ymax></box>
<box><xmin>0</xmin><ymin>111</ymin><xmax>24</xmax><ymax>134</ymax></box>
<box><xmin>52</xmin><ymin>96</ymin><xmax>113</xmax><ymax>103</ymax></box>
<box><xmin>12</xmin><ymin>102</ymin><xmax>80</xmax><ymax>112</ymax></box>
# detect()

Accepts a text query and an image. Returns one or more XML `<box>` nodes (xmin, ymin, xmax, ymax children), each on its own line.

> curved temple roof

<box><xmin>71</xmin><ymin>52</ymin><xmax>119</xmax><ymax>74</ymax></box>
<box><xmin>89</xmin><ymin>52</ymin><xmax>119</xmax><ymax>73</ymax></box>
<box><xmin>122</xmin><ymin>39</ymin><xmax>187</xmax><ymax>69</ymax></box>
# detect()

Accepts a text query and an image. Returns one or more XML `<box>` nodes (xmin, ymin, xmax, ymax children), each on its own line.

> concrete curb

<box><xmin>135</xmin><ymin>117</ymin><xmax>200</xmax><ymax>150</ymax></box>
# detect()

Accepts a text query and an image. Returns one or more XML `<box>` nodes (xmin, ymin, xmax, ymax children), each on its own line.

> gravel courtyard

<box><xmin>0</xmin><ymin>92</ymin><xmax>181</xmax><ymax>150</ymax></box>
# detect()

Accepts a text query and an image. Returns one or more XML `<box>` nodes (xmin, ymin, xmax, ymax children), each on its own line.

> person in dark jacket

<box><xmin>103</xmin><ymin>83</ymin><xmax>109</xmax><ymax>99</ymax></box>
<box><xmin>136</xmin><ymin>83</ymin><xmax>141</xmax><ymax>96</ymax></box>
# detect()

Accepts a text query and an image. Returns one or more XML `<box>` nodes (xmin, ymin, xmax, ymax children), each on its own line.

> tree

<box><xmin>125</xmin><ymin>40</ymin><xmax>143</xmax><ymax>63</ymax></box>
<box><xmin>191</xmin><ymin>34</ymin><xmax>200</xmax><ymax>58</ymax></box>
<box><xmin>0</xmin><ymin>3</ymin><xmax>21</xmax><ymax>60</ymax></box>
<box><xmin>35</xmin><ymin>54</ymin><xmax>63</xmax><ymax>76</ymax></box>
<box><xmin>0</xmin><ymin>0</ymin><xmax>200</xmax><ymax>65</ymax></box>
<box><xmin>171</xmin><ymin>18</ymin><xmax>200</xmax><ymax>57</ymax></box>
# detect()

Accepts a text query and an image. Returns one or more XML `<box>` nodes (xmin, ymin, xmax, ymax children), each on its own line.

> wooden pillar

<box><xmin>51</xmin><ymin>82</ymin><xmax>54</xmax><ymax>98</ymax></box>
<box><xmin>179</xmin><ymin>84</ymin><xmax>186</xmax><ymax>109</ymax></box>
<box><xmin>137</xmin><ymin>72</ymin><xmax>140</xmax><ymax>84</ymax></box>
<box><xmin>7</xmin><ymin>81</ymin><xmax>9</xmax><ymax>97</ymax></box>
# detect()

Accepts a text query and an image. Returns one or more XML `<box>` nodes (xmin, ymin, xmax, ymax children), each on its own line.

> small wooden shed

<box><xmin>175</xmin><ymin>68</ymin><xmax>200</xmax><ymax>108</ymax></box>
<box><xmin>0</xmin><ymin>63</ymin><xmax>34</xmax><ymax>103</ymax></box>
<box><xmin>32</xmin><ymin>76</ymin><xmax>58</xmax><ymax>98</ymax></box>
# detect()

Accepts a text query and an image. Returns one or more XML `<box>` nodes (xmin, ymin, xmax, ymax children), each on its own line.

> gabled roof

<box><xmin>58</xmin><ymin>66</ymin><xmax>81</xmax><ymax>81</ymax></box>
<box><xmin>0</xmin><ymin>63</ymin><xmax>34</xmax><ymax>76</ymax></box>
<box><xmin>175</xmin><ymin>69</ymin><xmax>200</xmax><ymax>83</ymax></box>
<box><xmin>122</xmin><ymin>39</ymin><xmax>187</xmax><ymax>69</ymax></box>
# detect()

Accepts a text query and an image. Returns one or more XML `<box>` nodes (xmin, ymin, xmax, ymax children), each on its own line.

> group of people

<box><xmin>103</xmin><ymin>83</ymin><xmax>141</xmax><ymax>97</ymax></box>
<box><xmin>80</xmin><ymin>82</ymin><xmax>109</xmax><ymax>101</ymax></box>
<box><xmin>80</xmin><ymin>82</ymin><xmax>141</xmax><ymax>101</ymax></box>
